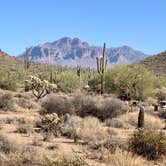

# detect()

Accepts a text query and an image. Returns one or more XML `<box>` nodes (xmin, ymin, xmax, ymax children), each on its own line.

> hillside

<box><xmin>141</xmin><ymin>51</ymin><xmax>166</xmax><ymax>76</ymax></box>
<box><xmin>20</xmin><ymin>37</ymin><xmax>150</xmax><ymax>67</ymax></box>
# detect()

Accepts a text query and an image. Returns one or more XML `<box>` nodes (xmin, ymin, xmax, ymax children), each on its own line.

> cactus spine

<box><xmin>138</xmin><ymin>106</ymin><xmax>144</xmax><ymax>128</ymax></box>
<box><xmin>96</xmin><ymin>43</ymin><xmax>107</xmax><ymax>94</ymax></box>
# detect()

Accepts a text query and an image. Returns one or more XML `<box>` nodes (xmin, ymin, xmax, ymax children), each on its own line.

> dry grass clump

<box><xmin>119</xmin><ymin>111</ymin><xmax>164</xmax><ymax>129</ymax></box>
<box><xmin>0</xmin><ymin>134</ymin><xmax>17</xmax><ymax>154</ymax></box>
<box><xmin>0</xmin><ymin>146</ymin><xmax>44</xmax><ymax>166</ymax></box>
<box><xmin>31</xmin><ymin>134</ymin><xmax>43</xmax><ymax>146</ymax></box>
<box><xmin>44</xmin><ymin>154</ymin><xmax>89</xmax><ymax>166</ymax></box>
<box><xmin>15</xmin><ymin>98</ymin><xmax>37</xmax><ymax>109</ymax></box>
<box><xmin>106</xmin><ymin>148</ymin><xmax>148</xmax><ymax>166</ymax></box>
<box><xmin>0</xmin><ymin>93</ymin><xmax>15</xmax><ymax>111</ymax></box>
<box><xmin>61</xmin><ymin>115</ymin><xmax>109</xmax><ymax>144</ymax></box>
<box><xmin>105</xmin><ymin>118</ymin><xmax>125</xmax><ymax>128</ymax></box>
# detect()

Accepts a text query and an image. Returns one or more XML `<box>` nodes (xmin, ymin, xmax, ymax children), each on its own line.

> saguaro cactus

<box><xmin>138</xmin><ymin>106</ymin><xmax>145</xmax><ymax>128</ymax></box>
<box><xmin>24</xmin><ymin>49</ymin><xmax>30</xmax><ymax>71</ymax></box>
<box><xmin>96</xmin><ymin>43</ymin><xmax>107</xmax><ymax>94</ymax></box>
<box><xmin>76</xmin><ymin>65</ymin><xmax>82</xmax><ymax>87</ymax></box>
<box><xmin>76</xmin><ymin>65</ymin><xmax>81</xmax><ymax>77</ymax></box>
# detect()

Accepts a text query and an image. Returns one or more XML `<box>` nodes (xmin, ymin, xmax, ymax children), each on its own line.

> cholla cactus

<box><xmin>25</xmin><ymin>76</ymin><xmax>57</xmax><ymax>99</ymax></box>
<box><xmin>41</xmin><ymin>113</ymin><xmax>61</xmax><ymax>138</ymax></box>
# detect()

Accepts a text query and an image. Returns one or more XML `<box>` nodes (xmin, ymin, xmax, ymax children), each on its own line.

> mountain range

<box><xmin>20</xmin><ymin>37</ymin><xmax>150</xmax><ymax>67</ymax></box>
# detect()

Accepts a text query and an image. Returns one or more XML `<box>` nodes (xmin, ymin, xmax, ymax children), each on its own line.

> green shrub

<box><xmin>55</xmin><ymin>72</ymin><xmax>80</xmax><ymax>93</ymax></box>
<box><xmin>128</xmin><ymin>129</ymin><xmax>166</xmax><ymax>160</ymax></box>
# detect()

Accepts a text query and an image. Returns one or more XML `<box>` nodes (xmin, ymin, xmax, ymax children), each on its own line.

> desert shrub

<box><xmin>159</xmin><ymin>110</ymin><xmax>166</xmax><ymax>119</ymax></box>
<box><xmin>1</xmin><ymin>117</ymin><xmax>15</xmax><ymax>124</ymax></box>
<box><xmin>15</xmin><ymin>97</ymin><xmax>37</xmax><ymax>109</ymax></box>
<box><xmin>16</xmin><ymin>124</ymin><xmax>33</xmax><ymax>134</ymax></box>
<box><xmin>44</xmin><ymin>155</ymin><xmax>89</xmax><ymax>166</ymax></box>
<box><xmin>0</xmin><ymin>73</ymin><xmax>17</xmax><ymax>91</ymax></box>
<box><xmin>40</xmin><ymin>94</ymin><xmax>74</xmax><ymax>116</ymax></box>
<box><xmin>0</xmin><ymin>93</ymin><xmax>15</xmax><ymax>111</ymax></box>
<box><xmin>15</xmin><ymin>117</ymin><xmax>27</xmax><ymax>124</ymax></box>
<box><xmin>72</xmin><ymin>94</ymin><xmax>126</xmax><ymax>120</ymax></box>
<box><xmin>128</xmin><ymin>129</ymin><xmax>166</xmax><ymax>160</ymax></box>
<box><xmin>71</xmin><ymin>93</ymin><xmax>98</xmax><ymax>118</ymax></box>
<box><xmin>0</xmin><ymin>135</ymin><xmax>16</xmax><ymax>154</ymax></box>
<box><xmin>2</xmin><ymin>146</ymin><xmax>44</xmax><ymax>166</ymax></box>
<box><xmin>157</xmin><ymin>87</ymin><xmax>166</xmax><ymax>101</ymax></box>
<box><xmin>98</xmin><ymin>98</ymin><xmax>127</xmax><ymax>121</ymax></box>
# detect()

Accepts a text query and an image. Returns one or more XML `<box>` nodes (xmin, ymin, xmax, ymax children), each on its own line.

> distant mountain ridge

<box><xmin>140</xmin><ymin>51</ymin><xmax>166</xmax><ymax>76</ymax></box>
<box><xmin>0</xmin><ymin>49</ymin><xmax>19</xmax><ymax>62</ymax></box>
<box><xmin>20</xmin><ymin>37</ymin><xmax>150</xmax><ymax>67</ymax></box>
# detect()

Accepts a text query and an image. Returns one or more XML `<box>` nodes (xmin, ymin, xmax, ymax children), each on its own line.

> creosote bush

<box><xmin>128</xmin><ymin>129</ymin><xmax>166</xmax><ymax>160</ymax></box>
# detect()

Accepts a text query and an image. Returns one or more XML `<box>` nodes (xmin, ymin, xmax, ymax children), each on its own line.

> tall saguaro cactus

<box><xmin>24</xmin><ymin>49</ymin><xmax>30</xmax><ymax>71</ymax></box>
<box><xmin>96</xmin><ymin>43</ymin><xmax>107</xmax><ymax>94</ymax></box>
<box><xmin>76</xmin><ymin>65</ymin><xmax>81</xmax><ymax>87</ymax></box>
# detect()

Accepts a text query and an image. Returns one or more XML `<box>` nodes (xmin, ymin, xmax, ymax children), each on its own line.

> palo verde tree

<box><xmin>96</xmin><ymin>43</ymin><xmax>107</xmax><ymax>94</ymax></box>
<box><xmin>104</xmin><ymin>64</ymin><xmax>157</xmax><ymax>100</ymax></box>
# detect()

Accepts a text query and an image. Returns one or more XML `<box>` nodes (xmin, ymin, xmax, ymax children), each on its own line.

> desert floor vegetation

<box><xmin>0</xmin><ymin>61</ymin><xmax>166</xmax><ymax>165</ymax></box>
<box><xmin>0</xmin><ymin>88</ymin><xmax>166</xmax><ymax>166</ymax></box>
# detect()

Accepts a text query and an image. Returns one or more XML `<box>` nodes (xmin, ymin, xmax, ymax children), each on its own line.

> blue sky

<box><xmin>0</xmin><ymin>0</ymin><xmax>166</xmax><ymax>55</ymax></box>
